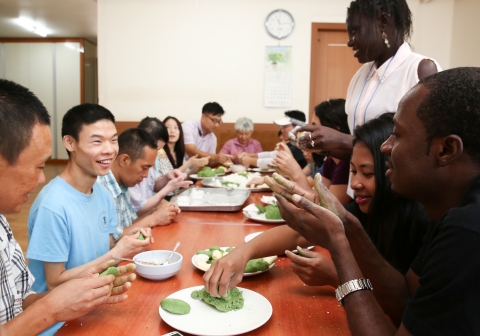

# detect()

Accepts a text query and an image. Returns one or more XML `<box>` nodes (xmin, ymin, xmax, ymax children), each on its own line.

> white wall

<box><xmin>98</xmin><ymin>0</ymin><xmax>472</xmax><ymax>123</ymax></box>
<box><xmin>450</xmin><ymin>0</ymin><xmax>480</xmax><ymax>68</ymax></box>
<box><xmin>408</xmin><ymin>0</ymin><xmax>455</xmax><ymax>68</ymax></box>
<box><xmin>98</xmin><ymin>0</ymin><xmax>352</xmax><ymax>123</ymax></box>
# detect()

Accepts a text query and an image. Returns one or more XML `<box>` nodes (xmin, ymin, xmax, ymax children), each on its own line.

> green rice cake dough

<box><xmin>265</xmin><ymin>204</ymin><xmax>282</xmax><ymax>220</ymax></box>
<box><xmin>160</xmin><ymin>298</ymin><xmax>191</xmax><ymax>315</ymax></box>
<box><xmin>191</xmin><ymin>287</ymin><xmax>244</xmax><ymax>312</ymax></box>
<box><xmin>244</xmin><ymin>258</ymin><xmax>269</xmax><ymax>273</ymax></box>
<box><xmin>99</xmin><ymin>266</ymin><xmax>119</xmax><ymax>277</ymax></box>
<box><xmin>196</xmin><ymin>249</ymin><xmax>213</xmax><ymax>258</ymax></box>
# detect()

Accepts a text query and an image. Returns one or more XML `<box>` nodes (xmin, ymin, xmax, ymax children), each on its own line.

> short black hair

<box><xmin>416</xmin><ymin>67</ymin><xmax>480</xmax><ymax>163</ymax></box>
<box><xmin>118</xmin><ymin>128</ymin><xmax>157</xmax><ymax>163</ymax></box>
<box><xmin>62</xmin><ymin>103</ymin><xmax>116</xmax><ymax>157</ymax></box>
<box><xmin>202</xmin><ymin>102</ymin><xmax>225</xmax><ymax>116</ymax></box>
<box><xmin>284</xmin><ymin>110</ymin><xmax>306</xmax><ymax>123</ymax></box>
<box><xmin>314</xmin><ymin>99</ymin><xmax>350</xmax><ymax>135</ymax></box>
<box><xmin>138</xmin><ymin>117</ymin><xmax>168</xmax><ymax>143</ymax></box>
<box><xmin>0</xmin><ymin>79</ymin><xmax>50</xmax><ymax>165</ymax></box>
<box><xmin>347</xmin><ymin>0</ymin><xmax>412</xmax><ymax>42</ymax></box>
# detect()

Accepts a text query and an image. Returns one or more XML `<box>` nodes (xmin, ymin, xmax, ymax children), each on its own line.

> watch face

<box><xmin>265</xmin><ymin>9</ymin><xmax>295</xmax><ymax>39</ymax></box>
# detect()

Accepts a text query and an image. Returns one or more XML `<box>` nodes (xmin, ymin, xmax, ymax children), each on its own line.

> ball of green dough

<box><xmin>99</xmin><ymin>266</ymin><xmax>119</xmax><ymax>277</ymax></box>
<box><xmin>160</xmin><ymin>298</ymin><xmax>191</xmax><ymax>315</ymax></box>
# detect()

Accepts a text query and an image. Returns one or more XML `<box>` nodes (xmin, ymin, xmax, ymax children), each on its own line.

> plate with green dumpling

<box><xmin>159</xmin><ymin>286</ymin><xmax>272</xmax><ymax>336</ymax></box>
<box><xmin>192</xmin><ymin>246</ymin><xmax>276</xmax><ymax>277</ymax></box>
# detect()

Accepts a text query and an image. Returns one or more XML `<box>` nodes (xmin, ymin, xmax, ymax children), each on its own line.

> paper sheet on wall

<box><xmin>264</xmin><ymin>46</ymin><xmax>292</xmax><ymax>108</ymax></box>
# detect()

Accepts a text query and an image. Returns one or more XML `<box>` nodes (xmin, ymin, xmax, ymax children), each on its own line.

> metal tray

<box><xmin>170</xmin><ymin>188</ymin><xmax>250</xmax><ymax>212</ymax></box>
<box><xmin>201</xmin><ymin>176</ymin><xmax>271</xmax><ymax>192</ymax></box>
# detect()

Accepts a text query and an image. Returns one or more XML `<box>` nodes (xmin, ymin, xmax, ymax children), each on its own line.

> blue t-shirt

<box><xmin>26</xmin><ymin>176</ymin><xmax>117</xmax><ymax>335</ymax></box>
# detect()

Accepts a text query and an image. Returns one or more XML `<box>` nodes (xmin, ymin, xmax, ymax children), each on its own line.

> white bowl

<box><xmin>231</xmin><ymin>164</ymin><xmax>247</xmax><ymax>173</ymax></box>
<box><xmin>134</xmin><ymin>250</ymin><xmax>182</xmax><ymax>281</ymax></box>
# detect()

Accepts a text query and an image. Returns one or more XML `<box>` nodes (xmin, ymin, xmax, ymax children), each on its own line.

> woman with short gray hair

<box><xmin>234</xmin><ymin>117</ymin><xmax>254</xmax><ymax>133</ymax></box>
<box><xmin>220</xmin><ymin>117</ymin><xmax>262</xmax><ymax>163</ymax></box>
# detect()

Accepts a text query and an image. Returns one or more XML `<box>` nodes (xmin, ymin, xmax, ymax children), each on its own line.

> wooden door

<box><xmin>309</xmin><ymin>23</ymin><xmax>362</xmax><ymax>121</ymax></box>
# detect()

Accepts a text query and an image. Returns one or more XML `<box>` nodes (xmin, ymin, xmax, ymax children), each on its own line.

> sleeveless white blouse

<box><xmin>345</xmin><ymin>42</ymin><xmax>442</xmax><ymax>133</ymax></box>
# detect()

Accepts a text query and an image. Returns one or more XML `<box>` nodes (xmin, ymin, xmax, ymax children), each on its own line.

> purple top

<box><xmin>220</xmin><ymin>138</ymin><xmax>263</xmax><ymax>163</ymax></box>
<box><xmin>322</xmin><ymin>157</ymin><xmax>350</xmax><ymax>185</ymax></box>
<box><xmin>182</xmin><ymin>120</ymin><xmax>217</xmax><ymax>158</ymax></box>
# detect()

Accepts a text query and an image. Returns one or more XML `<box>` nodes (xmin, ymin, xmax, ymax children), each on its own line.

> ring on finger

<box><xmin>311</xmin><ymin>140</ymin><xmax>315</xmax><ymax>147</ymax></box>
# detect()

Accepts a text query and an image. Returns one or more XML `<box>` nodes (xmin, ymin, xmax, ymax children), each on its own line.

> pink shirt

<box><xmin>220</xmin><ymin>138</ymin><xmax>262</xmax><ymax>163</ymax></box>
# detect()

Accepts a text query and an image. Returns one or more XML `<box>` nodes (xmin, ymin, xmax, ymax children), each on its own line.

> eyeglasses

<box><xmin>205</xmin><ymin>115</ymin><xmax>223</xmax><ymax>125</ymax></box>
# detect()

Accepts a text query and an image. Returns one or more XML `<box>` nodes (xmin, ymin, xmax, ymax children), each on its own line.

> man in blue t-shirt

<box><xmin>27</xmin><ymin>104</ymin><xmax>152</xmax><ymax>335</ymax></box>
<box><xmin>0</xmin><ymin>80</ymin><xmax>136</xmax><ymax>335</ymax></box>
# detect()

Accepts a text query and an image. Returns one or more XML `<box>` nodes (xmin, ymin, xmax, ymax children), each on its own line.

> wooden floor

<box><xmin>5</xmin><ymin>162</ymin><xmax>66</xmax><ymax>255</ymax></box>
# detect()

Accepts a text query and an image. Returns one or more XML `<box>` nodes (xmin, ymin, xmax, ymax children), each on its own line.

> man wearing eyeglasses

<box><xmin>183</xmin><ymin>102</ymin><xmax>234</xmax><ymax>167</ymax></box>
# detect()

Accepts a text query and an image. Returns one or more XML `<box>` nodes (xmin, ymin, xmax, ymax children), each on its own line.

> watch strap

<box><xmin>335</xmin><ymin>278</ymin><xmax>373</xmax><ymax>303</ymax></box>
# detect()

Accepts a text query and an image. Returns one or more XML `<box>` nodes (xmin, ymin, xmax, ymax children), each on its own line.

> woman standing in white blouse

<box><xmin>295</xmin><ymin>0</ymin><xmax>440</xmax><ymax>160</ymax></box>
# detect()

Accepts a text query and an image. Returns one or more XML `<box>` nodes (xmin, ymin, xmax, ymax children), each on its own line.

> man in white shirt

<box><xmin>182</xmin><ymin>102</ymin><xmax>233</xmax><ymax>167</ymax></box>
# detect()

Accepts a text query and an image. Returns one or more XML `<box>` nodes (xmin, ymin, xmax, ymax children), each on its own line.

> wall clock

<box><xmin>265</xmin><ymin>9</ymin><xmax>295</xmax><ymax>40</ymax></box>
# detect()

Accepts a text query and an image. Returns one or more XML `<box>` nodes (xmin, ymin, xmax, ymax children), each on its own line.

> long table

<box><xmin>57</xmin><ymin>188</ymin><xmax>351</xmax><ymax>335</ymax></box>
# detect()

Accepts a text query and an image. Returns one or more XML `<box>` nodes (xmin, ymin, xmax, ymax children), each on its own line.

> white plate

<box><xmin>243</xmin><ymin>211</ymin><xmax>286</xmax><ymax>224</ymax></box>
<box><xmin>189</xmin><ymin>172</ymin><xmax>225</xmax><ymax>180</ymax></box>
<box><xmin>244</xmin><ymin>232</ymin><xmax>314</xmax><ymax>254</ymax></box>
<box><xmin>260</xmin><ymin>195</ymin><xmax>276</xmax><ymax>205</ymax></box>
<box><xmin>249</xmin><ymin>167</ymin><xmax>275</xmax><ymax>173</ymax></box>
<box><xmin>191</xmin><ymin>247</ymin><xmax>275</xmax><ymax>277</ymax></box>
<box><xmin>160</xmin><ymin>286</ymin><xmax>272</xmax><ymax>336</ymax></box>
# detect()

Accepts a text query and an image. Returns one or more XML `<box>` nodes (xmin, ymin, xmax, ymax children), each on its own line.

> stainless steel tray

<box><xmin>201</xmin><ymin>176</ymin><xmax>271</xmax><ymax>192</ymax></box>
<box><xmin>170</xmin><ymin>188</ymin><xmax>250</xmax><ymax>212</ymax></box>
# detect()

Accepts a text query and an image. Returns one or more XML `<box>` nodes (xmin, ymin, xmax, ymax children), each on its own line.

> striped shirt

<box><xmin>97</xmin><ymin>170</ymin><xmax>138</xmax><ymax>241</ymax></box>
<box><xmin>0</xmin><ymin>215</ymin><xmax>35</xmax><ymax>324</ymax></box>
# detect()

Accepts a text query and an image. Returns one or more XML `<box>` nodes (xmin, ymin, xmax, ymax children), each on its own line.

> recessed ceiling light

<box><xmin>15</xmin><ymin>18</ymin><xmax>48</xmax><ymax>37</ymax></box>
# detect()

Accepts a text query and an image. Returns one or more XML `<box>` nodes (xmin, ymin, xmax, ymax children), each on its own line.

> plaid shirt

<box><xmin>97</xmin><ymin>170</ymin><xmax>138</xmax><ymax>241</ymax></box>
<box><xmin>0</xmin><ymin>215</ymin><xmax>35</xmax><ymax>324</ymax></box>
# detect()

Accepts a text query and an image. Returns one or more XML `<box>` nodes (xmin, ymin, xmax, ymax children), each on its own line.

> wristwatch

<box><xmin>335</xmin><ymin>278</ymin><xmax>373</xmax><ymax>304</ymax></box>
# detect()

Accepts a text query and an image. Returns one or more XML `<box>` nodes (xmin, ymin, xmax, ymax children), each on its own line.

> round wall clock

<box><xmin>265</xmin><ymin>9</ymin><xmax>295</xmax><ymax>40</ymax></box>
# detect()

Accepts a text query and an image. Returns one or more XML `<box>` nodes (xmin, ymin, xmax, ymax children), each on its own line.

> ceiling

<box><xmin>0</xmin><ymin>0</ymin><xmax>97</xmax><ymax>43</ymax></box>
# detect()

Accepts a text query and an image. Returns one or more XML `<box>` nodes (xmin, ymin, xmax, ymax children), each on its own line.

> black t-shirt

<box><xmin>287</xmin><ymin>143</ymin><xmax>307</xmax><ymax>169</ymax></box>
<box><xmin>402</xmin><ymin>180</ymin><xmax>480</xmax><ymax>335</ymax></box>
<box><xmin>345</xmin><ymin>201</ymin><xmax>427</xmax><ymax>274</ymax></box>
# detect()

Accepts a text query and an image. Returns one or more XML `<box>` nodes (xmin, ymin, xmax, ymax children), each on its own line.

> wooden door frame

<box><xmin>309</xmin><ymin>23</ymin><xmax>347</xmax><ymax>122</ymax></box>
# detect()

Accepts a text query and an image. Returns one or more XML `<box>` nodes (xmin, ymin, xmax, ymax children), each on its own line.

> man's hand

<box><xmin>275</xmin><ymin>193</ymin><xmax>345</xmax><ymax>251</ymax></box>
<box><xmin>165</xmin><ymin>175</ymin><xmax>193</xmax><ymax>193</ymax></box>
<box><xmin>166</xmin><ymin>169</ymin><xmax>186</xmax><ymax>181</ymax></box>
<box><xmin>265</xmin><ymin>173</ymin><xmax>347</xmax><ymax>223</ymax></box>
<box><xmin>286</xmin><ymin>249</ymin><xmax>339</xmax><ymax>288</ymax></box>
<box><xmin>151</xmin><ymin>203</ymin><xmax>178</xmax><ymax>225</ymax></box>
<box><xmin>113</xmin><ymin>229</ymin><xmax>151</xmax><ymax>258</ymax></box>
<box><xmin>203</xmin><ymin>247</ymin><xmax>251</xmax><ymax>297</ymax></box>
<box><xmin>42</xmin><ymin>275</ymin><xmax>122</xmax><ymax>323</ymax></box>
<box><xmin>74</xmin><ymin>259</ymin><xmax>137</xmax><ymax>302</ymax></box>
<box><xmin>264</xmin><ymin>173</ymin><xmax>320</xmax><ymax>204</ymax></box>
